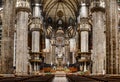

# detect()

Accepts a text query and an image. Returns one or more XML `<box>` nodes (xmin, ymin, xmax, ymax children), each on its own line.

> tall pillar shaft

<box><xmin>80</xmin><ymin>26</ymin><xmax>90</xmax><ymax>72</ymax></box>
<box><xmin>52</xmin><ymin>45</ymin><xmax>55</xmax><ymax>64</ymax></box>
<box><xmin>78</xmin><ymin>2</ymin><xmax>91</xmax><ymax>72</ymax></box>
<box><xmin>32</xmin><ymin>31</ymin><xmax>40</xmax><ymax>52</ymax></box>
<box><xmin>105</xmin><ymin>0</ymin><xmax>119</xmax><ymax>74</ymax></box>
<box><xmin>45</xmin><ymin>39</ymin><xmax>50</xmax><ymax>64</ymax></box>
<box><xmin>65</xmin><ymin>46</ymin><xmax>69</xmax><ymax>64</ymax></box>
<box><xmin>29</xmin><ymin>1</ymin><xmax>43</xmax><ymax>74</ymax></box>
<box><xmin>16</xmin><ymin>0</ymin><xmax>30</xmax><ymax>75</ymax></box>
<box><xmin>80</xmin><ymin>30</ymin><xmax>89</xmax><ymax>52</ymax></box>
<box><xmin>91</xmin><ymin>0</ymin><xmax>106</xmax><ymax>74</ymax></box>
<box><xmin>31</xmin><ymin>1</ymin><xmax>42</xmax><ymax>52</ymax></box>
<box><xmin>33</xmin><ymin>4</ymin><xmax>42</xmax><ymax>18</ymax></box>
<box><xmin>76</xmin><ymin>31</ymin><xmax>81</xmax><ymax>54</ymax></box>
<box><xmin>65</xmin><ymin>39</ymin><xmax>70</xmax><ymax>64</ymax></box>
<box><xmin>31</xmin><ymin>2</ymin><xmax>42</xmax><ymax>53</ymax></box>
<box><xmin>0</xmin><ymin>0</ymin><xmax>16</xmax><ymax>74</ymax></box>
<box><xmin>50</xmin><ymin>39</ymin><xmax>55</xmax><ymax>64</ymax></box>
<box><xmin>79</xmin><ymin>3</ymin><xmax>90</xmax><ymax>53</ymax></box>
<box><xmin>72</xmin><ymin>52</ymin><xmax>76</xmax><ymax>64</ymax></box>
<box><xmin>41</xmin><ymin>32</ymin><xmax>45</xmax><ymax>52</ymax></box>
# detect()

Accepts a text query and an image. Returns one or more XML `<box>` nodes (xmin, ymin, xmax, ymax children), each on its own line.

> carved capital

<box><xmin>16</xmin><ymin>1</ymin><xmax>31</xmax><ymax>12</ymax></box>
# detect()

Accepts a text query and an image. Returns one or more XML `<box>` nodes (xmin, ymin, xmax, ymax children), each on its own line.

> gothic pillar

<box><xmin>41</xmin><ymin>32</ymin><xmax>45</xmax><ymax>52</ymax></box>
<box><xmin>72</xmin><ymin>52</ymin><xmax>76</xmax><ymax>64</ymax></box>
<box><xmin>29</xmin><ymin>1</ymin><xmax>43</xmax><ymax>74</ymax></box>
<box><xmin>13</xmin><ymin>31</ymin><xmax>16</xmax><ymax>71</ymax></box>
<box><xmin>80</xmin><ymin>27</ymin><xmax>89</xmax><ymax>52</ymax></box>
<box><xmin>105</xmin><ymin>0</ymin><xmax>119</xmax><ymax>74</ymax></box>
<box><xmin>45</xmin><ymin>26</ymin><xmax>52</xmax><ymax>64</ymax></box>
<box><xmin>40</xmin><ymin>32</ymin><xmax>45</xmax><ymax>63</ymax></box>
<box><xmin>65</xmin><ymin>39</ymin><xmax>70</xmax><ymax>65</ymax></box>
<box><xmin>16</xmin><ymin>0</ymin><xmax>30</xmax><ymax>75</ymax></box>
<box><xmin>45</xmin><ymin>38</ymin><xmax>50</xmax><ymax>64</ymax></box>
<box><xmin>0</xmin><ymin>0</ymin><xmax>16</xmax><ymax>74</ymax></box>
<box><xmin>50</xmin><ymin>38</ymin><xmax>55</xmax><ymax>65</ymax></box>
<box><xmin>78</xmin><ymin>3</ymin><xmax>91</xmax><ymax>72</ymax></box>
<box><xmin>32</xmin><ymin>31</ymin><xmax>40</xmax><ymax>52</ymax></box>
<box><xmin>69</xmin><ymin>38</ymin><xmax>76</xmax><ymax>64</ymax></box>
<box><xmin>52</xmin><ymin>43</ymin><xmax>56</xmax><ymax>65</ymax></box>
<box><xmin>91</xmin><ymin>0</ymin><xmax>106</xmax><ymax>74</ymax></box>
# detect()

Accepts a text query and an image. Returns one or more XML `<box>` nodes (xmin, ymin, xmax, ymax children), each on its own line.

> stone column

<box><xmin>50</xmin><ymin>38</ymin><xmax>55</xmax><ymax>65</ymax></box>
<box><xmin>41</xmin><ymin>32</ymin><xmax>46</xmax><ymax>52</ymax></box>
<box><xmin>70</xmin><ymin>38</ymin><xmax>76</xmax><ymax>64</ymax></box>
<box><xmin>45</xmin><ymin>26</ymin><xmax>52</xmax><ymax>64</ymax></box>
<box><xmin>32</xmin><ymin>31</ymin><xmax>40</xmax><ymax>52</ymax></box>
<box><xmin>41</xmin><ymin>32</ymin><xmax>45</xmax><ymax>63</ymax></box>
<box><xmin>29</xmin><ymin>1</ymin><xmax>43</xmax><ymax>74</ymax></box>
<box><xmin>13</xmin><ymin>31</ymin><xmax>16</xmax><ymax>70</ymax></box>
<box><xmin>80</xmin><ymin>29</ymin><xmax>89</xmax><ymax>52</ymax></box>
<box><xmin>72</xmin><ymin>52</ymin><xmax>76</xmax><ymax>64</ymax></box>
<box><xmin>105</xmin><ymin>0</ymin><xmax>119</xmax><ymax>74</ymax></box>
<box><xmin>45</xmin><ymin>38</ymin><xmax>50</xmax><ymax>64</ymax></box>
<box><xmin>80</xmin><ymin>25</ymin><xmax>90</xmax><ymax>72</ymax></box>
<box><xmin>78</xmin><ymin>3</ymin><xmax>91</xmax><ymax>72</ymax></box>
<box><xmin>52</xmin><ymin>44</ymin><xmax>56</xmax><ymax>64</ymax></box>
<box><xmin>91</xmin><ymin>0</ymin><xmax>106</xmax><ymax>74</ymax></box>
<box><xmin>0</xmin><ymin>0</ymin><xmax>16</xmax><ymax>74</ymax></box>
<box><xmin>76</xmin><ymin>31</ymin><xmax>80</xmax><ymax>54</ymax></box>
<box><xmin>65</xmin><ymin>39</ymin><xmax>70</xmax><ymax>65</ymax></box>
<box><xmin>16</xmin><ymin>0</ymin><xmax>30</xmax><ymax>75</ymax></box>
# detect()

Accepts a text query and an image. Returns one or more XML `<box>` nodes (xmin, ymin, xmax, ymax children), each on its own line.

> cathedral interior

<box><xmin>0</xmin><ymin>0</ymin><xmax>120</xmax><ymax>81</ymax></box>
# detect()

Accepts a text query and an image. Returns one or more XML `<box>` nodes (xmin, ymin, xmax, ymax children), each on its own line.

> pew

<box><xmin>69</xmin><ymin>67</ymin><xmax>77</xmax><ymax>73</ymax></box>
<box><xmin>67</xmin><ymin>74</ymin><xmax>100</xmax><ymax>82</ymax></box>
<box><xmin>24</xmin><ymin>75</ymin><xmax>54</xmax><ymax>82</ymax></box>
<box><xmin>43</xmin><ymin>67</ymin><xmax>52</xmax><ymax>73</ymax></box>
<box><xmin>67</xmin><ymin>74</ymin><xmax>120</xmax><ymax>82</ymax></box>
<box><xmin>0</xmin><ymin>75</ymin><xmax>54</xmax><ymax>82</ymax></box>
<box><xmin>0</xmin><ymin>76</ymin><xmax>34</xmax><ymax>82</ymax></box>
<box><xmin>84</xmin><ymin>75</ymin><xmax>120</xmax><ymax>82</ymax></box>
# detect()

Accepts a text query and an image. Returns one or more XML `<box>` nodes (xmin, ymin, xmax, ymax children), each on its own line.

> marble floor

<box><xmin>52</xmin><ymin>76</ymin><xmax>68</xmax><ymax>82</ymax></box>
<box><xmin>52</xmin><ymin>71</ymin><xmax>68</xmax><ymax>82</ymax></box>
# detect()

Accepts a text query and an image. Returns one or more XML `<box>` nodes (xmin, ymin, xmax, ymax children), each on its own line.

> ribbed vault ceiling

<box><xmin>41</xmin><ymin>0</ymin><xmax>80</xmax><ymax>27</ymax></box>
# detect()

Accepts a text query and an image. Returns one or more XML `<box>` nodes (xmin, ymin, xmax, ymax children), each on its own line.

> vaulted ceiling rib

<box><xmin>42</xmin><ymin>0</ymin><xmax>79</xmax><ymax>25</ymax></box>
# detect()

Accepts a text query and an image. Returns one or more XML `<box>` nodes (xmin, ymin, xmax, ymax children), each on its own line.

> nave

<box><xmin>1</xmin><ymin>0</ymin><xmax>120</xmax><ymax>79</ymax></box>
